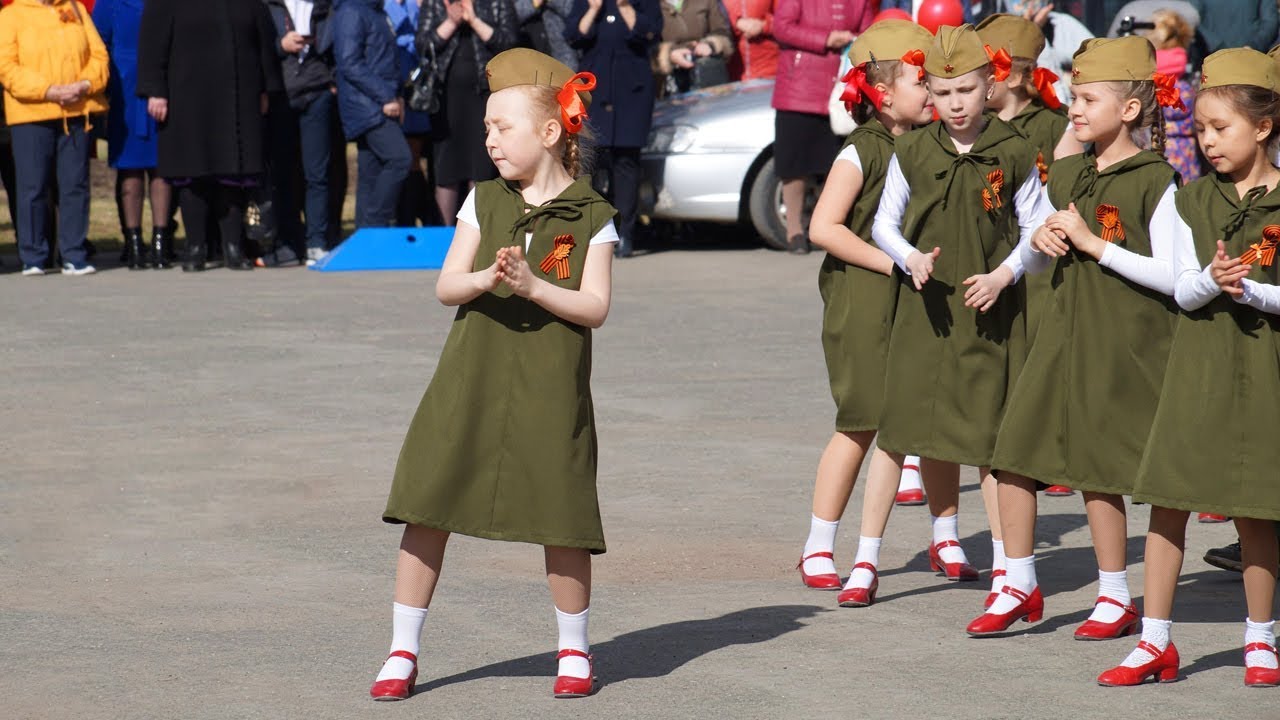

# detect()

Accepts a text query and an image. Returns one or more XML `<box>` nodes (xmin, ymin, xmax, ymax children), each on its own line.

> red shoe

<box><xmin>837</xmin><ymin>562</ymin><xmax>879</xmax><ymax>607</ymax></box>
<box><xmin>929</xmin><ymin>540</ymin><xmax>979</xmax><ymax>581</ymax></box>
<box><xmin>966</xmin><ymin>586</ymin><xmax>1044</xmax><ymax>637</ymax></box>
<box><xmin>553</xmin><ymin>649</ymin><xmax>595</xmax><ymax>698</ymax></box>
<box><xmin>984</xmin><ymin>569</ymin><xmax>1007</xmax><ymax>609</ymax></box>
<box><xmin>1245</xmin><ymin>643</ymin><xmax>1280</xmax><ymax>687</ymax></box>
<box><xmin>1044</xmin><ymin>485</ymin><xmax>1075</xmax><ymax>496</ymax></box>
<box><xmin>1074</xmin><ymin>597</ymin><xmax>1140</xmax><ymax>640</ymax></box>
<box><xmin>798</xmin><ymin>552</ymin><xmax>841</xmax><ymax>590</ymax></box>
<box><xmin>369</xmin><ymin>650</ymin><xmax>418</xmax><ymax>701</ymax></box>
<box><xmin>1197</xmin><ymin>512</ymin><xmax>1230</xmax><ymax>523</ymax></box>
<box><xmin>895</xmin><ymin>488</ymin><xmax>926</xmax><ymax>506</ymax></box>
<box><xmin>1097</xmin><ymin>641</ymin><xmax>1180</xmax><ymax>686</ymax></box>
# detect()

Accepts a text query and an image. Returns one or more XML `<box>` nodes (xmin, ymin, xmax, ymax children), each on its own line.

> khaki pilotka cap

<box><xmin>1200</xmin><ymin>48</ymin><xmax>1280</xmax><ymax>92</ymax></box>
<box><xmin>975</xmin><ymin>14</ymin><xmax>1045</xmax><ymax>60</ymax></box>
<box><xmin>848</xmin><ymin>19</ymin><xmax>936</xmax><ymax>67</ymax></box>
<box><xmin>1069</xmin><ymin>36</ymin><xmax>1155</xmax><ymax>84</ymax></box>
<box><xmin>924</xmin><ymin>24</ymin><xmax>990</xmax><ymax>79</ymax></box>
<box><xmin>485</xmin><ymin>48</ymin><xmax>592</xmax><ymax>108</ymax></box>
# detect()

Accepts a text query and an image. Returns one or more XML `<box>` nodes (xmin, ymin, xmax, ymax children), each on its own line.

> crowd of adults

<box><xmin>0</xmin><ymin>0</ymin><xmax>1277</xmax><ymax>273</ymax></box>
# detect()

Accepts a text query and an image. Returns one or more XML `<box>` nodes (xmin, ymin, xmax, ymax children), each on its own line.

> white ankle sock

<box><xmin>556</xmin><ymin>607</ymin><xmax>591</xmax><ymax>679</ymax></box>
<box><xmin>900</xmin><ymin>457</ymin><xmax>923</xmax><ymax>491</ymax></box>
<box><xmin>802</xmin><ymin>515</ymin><xmax>840</xmax><ymax>576</ymax></box>
<box><xmin>844</xmin><ymin>536</ymin><xmax>881</xmax><ymax>590</ymax></box>
<box><xmin>1122</xmin><ymin>617</ymin><xmax>1171</xmax><ymax>667</ymax></box>
<box><xmin>932</xmin><ymin>514</ymin><xmax>967</xmax><ymax>565</ymax></box>
<box><xmin>377</xmin><ymin>602</ymin><xmax>427</xmax><ymax>682</ymax></box>
<box><xmin>989</xmin><ymin>540</ymin><xmax>1007</xmax><ymax>595</ymax></box>
<box><xmin>987</xmin><ymin>554</ymin><xmax>1036</xmax><ymax>615</ymax></box>
<box><xmin>1246</xmin><ymin>618</ymin><xmax>1278</xmax><ymax>669</ymax></box>
<box><xmin>1089</xmin><ymin>570</ymin><xmax>1132</xmax><ymax>623</ymax></box>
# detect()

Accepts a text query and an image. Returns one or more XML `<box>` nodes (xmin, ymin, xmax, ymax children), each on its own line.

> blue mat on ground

<box><xmin>310</xmin><ymin>226</ymin><xmax>455</xmax><ymax>271</ymax></box>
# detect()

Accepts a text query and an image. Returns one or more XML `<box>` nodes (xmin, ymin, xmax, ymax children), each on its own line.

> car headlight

<box><xmin>644</xmin><ymin>124</ymin><xmax>699</xmax><ymax>154</ymax></box>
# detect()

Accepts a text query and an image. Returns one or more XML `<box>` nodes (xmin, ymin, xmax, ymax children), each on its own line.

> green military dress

<box><xmin>991</xmin><ymin>150</ymin><xmax>1178</xmax><ymax>494</ymax></box>
<box><xmin>877</xmin><ymin>115</ymin><xmax>1038</xmax><ymax>467</ymax></box>
<box><xmin>1133</xmin><ymin>176</ymin><xmax>1280</xmax><ymax>521</ymax></box>
<box><xmin>820</xmin><ymin>119</ymin><xmax>898</xmax><ymax>432</ymax></box>
<box><xmin>1008</xmin><ymin>102</ymin><xmax>1071</xmax><ymax>343</ymax></box>
<box><xmin>384</xmin><ymin>177</ymin><xmax>618</xmax><ymax>553</ymax></box>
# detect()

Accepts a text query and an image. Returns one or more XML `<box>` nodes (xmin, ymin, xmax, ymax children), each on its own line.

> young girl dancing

<box><xmin>964</xmin><ymin>36</ymin><xmax>1183</xmax><ymax>639</ymax></box>
<box><xmin>370</xmin><ymin>48</ymin><xmax>619</xmax><ymax>701</ymax></box>
<box><xmin>1099</xmin><ymin>47</ymin><xmax>1280</xmax><ymax>688</ymax></box>
<box><xmin>798</xmin><ymin>19</ymin><xmax>936</xmax><ymax>606</ymax></box>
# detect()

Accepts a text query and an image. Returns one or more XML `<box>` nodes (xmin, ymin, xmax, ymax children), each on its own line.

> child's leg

<box><xmin>921</xmin><ymin>459</ymin><xmax>975</xmax><ymax>575</ymax></box>
<box><xmin>1237</xmin><ymin>517</ymin><xmax>1279</xmax><ymax>675</ymax></box>
<box><xmin>546</xmin><ymin>546</ymin><xmax>592</xmax><ymax>680</ymax></box>
<box><xmin>979</xmin><ymin>467</ymin><xmax>1005</xmax><ymax>594</ymax></box>
<box><xmin>375</xmin><ymin>525</ymin><xmax>450</xmax><ymax>686</ymax></box>
<box><xmin>841</xmin><ymin>448</ymin><xmax>902</xmax><ymax>595</ymax></box>
<box><xmin>1083</xmin><ymin>492</ymin><xmax>1134</xmax><ymax>625</ymax></box>
<box><xmin>1114</xmin><ymin>507</ymin><xmax>1186</xmax><ymax>670</ymax></box>
<box><xmin>802</xmin><ymin>430</ymin><xmax>874</xmax><ymax>579</ymax></box>
<box><xmin>982</xmin><ymin>471</ymin><xmax>1037</xmax><ymax>616</ymax></box>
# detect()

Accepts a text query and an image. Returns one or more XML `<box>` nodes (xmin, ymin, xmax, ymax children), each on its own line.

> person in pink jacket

<box><xmin>771</xmin><ymin>0</ymin><xmax>875</xmax><ymax>254</ymax></box>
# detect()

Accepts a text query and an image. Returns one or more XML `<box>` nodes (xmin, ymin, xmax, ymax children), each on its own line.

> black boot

<box><xmin>151</xmin><ymin>226</ymin><xmax>173</xmax><ymax>269</ymax></box>
<box><xmin>125</xmin><ymin>228</ymin><xmax>148</xmax><ymax>270</ymax></box>
<box><xmin>223</xmin><ymin>237</ymin><xmax>253</xmax><ymax>271</ymax></box>
<box><xmin>182</xmin><ymin>234</ymin><xmax>206</xmax><ymax>272</ymax></box>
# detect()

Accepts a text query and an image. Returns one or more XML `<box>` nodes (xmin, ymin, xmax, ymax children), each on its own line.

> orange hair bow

<box><xmin>1095</xmin><ymin>204</ymin><xmax>1125</xmax><ymax>242</ymax></box>
<box><xmin>1152</xmin><ymin>72</ymin><xmax>1186</xmax><ymax>112</ymax></box>
<box><xmin>1239</xmin><ymin>225</ymin><xmax>1280</xmax><ymax>267</ymax></box>
<box><xmin>557</xmin><ymin>72</ymin><xmax>597</xmax><ymax>134</ymax></box>
<box><xmin>901</xmin><ymin>49</ymin><xmax>927</xmax><ymax>81</ymax></box>
<box><xmin>982</xmin><ymin>169</ymin><xmax>1005</xmax><ymax>212</ymax></box>
<box><xmin>840</xmin><ymin>63</ymin><xmax>884</xmax><ymax>112</ymax></box>
<box><xmin>1032</xmin><ymin>67</ymin><xmax>1062</xmax><ymax>110</ymax></box>
<box><xmin>984</xmin><ymin>45</ymin><xmax>1012</xmax><ymax>82</ymax></box>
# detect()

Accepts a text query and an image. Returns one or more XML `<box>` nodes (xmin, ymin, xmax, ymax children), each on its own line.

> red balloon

<box><xmin>916</xmin><ymin>0</ymin><xmax>965</xmax><ymax>34</ymax></box>
<box><xmin>871</xmin><ymin>8</ymin><xmax>913</xmax><ymax>24</ymax></box>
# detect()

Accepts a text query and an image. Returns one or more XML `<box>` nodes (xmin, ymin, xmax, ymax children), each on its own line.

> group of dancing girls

<box><xmin>802</xmin><ymin>15</ymin><xmax>1280</xmax><ymax>688</ymax></box>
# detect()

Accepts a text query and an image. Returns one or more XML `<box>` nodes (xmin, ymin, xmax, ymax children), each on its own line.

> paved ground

<box><xmin>0</xmin><ymin>239</ymin><xmax>1259</xmax><ymax>720</ymax></box>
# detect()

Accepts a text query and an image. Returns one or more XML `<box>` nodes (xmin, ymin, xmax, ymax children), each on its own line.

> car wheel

<box><xmin>747</xmin><ymin>156</ymin><xmax>790</xmax><ymax>250</ymax></box>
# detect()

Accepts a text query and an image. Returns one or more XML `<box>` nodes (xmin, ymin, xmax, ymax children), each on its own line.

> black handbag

<box><xmin>408</xmin><ymin>40</ymin><xmax>441</xmax><ymax>114</ymax></box>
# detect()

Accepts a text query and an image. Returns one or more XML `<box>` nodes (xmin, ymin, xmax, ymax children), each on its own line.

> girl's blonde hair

<box><xmin>1108</xmin><ymin>80</ymin><xmax>1167</xmax><ymax>157</ymax></box>
<box><xmin>524</xmin><ymin>85</ymin><xmax>595</xmax><ymax>178</ymax></box>
<box><xmin>1199</xmin><ymin>84</ymin><xmax>1280</xmax><ymax>158</ymax></box>
<box><xmin>851</xmin><ymin>59</ymin><xmax>904</xmax><ymax>125</ymax></box>
<box><xmin>1143</xmin><ymin>10</ymin><xmax>1194</xmax><ymax>51</ymax></box>
<box><xmin>1009</xmin><ymin>57</ymin><xmax>1038</xmax><ymax>101</ymax></box>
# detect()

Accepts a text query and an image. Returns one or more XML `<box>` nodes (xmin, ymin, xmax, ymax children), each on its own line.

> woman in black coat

<box><xmin>137</xmin><ymin>0</ymin><xmax>283</xmax><ymax>271</ymax></box>
<box><xmin>416</xmin><ymin>0</ymin><xmax>519</xmax><ymax>224</ymax></box>
<box><xmin>566</xmin><ymin>0</ymin><xmax>660</xmax><ymax>257</ymax></box>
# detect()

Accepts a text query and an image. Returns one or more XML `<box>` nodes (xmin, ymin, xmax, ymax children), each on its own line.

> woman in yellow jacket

<box><xmin>0</xmin><ymin>0</ymin><xmax>108</xmax><ymax>275</ymax></box>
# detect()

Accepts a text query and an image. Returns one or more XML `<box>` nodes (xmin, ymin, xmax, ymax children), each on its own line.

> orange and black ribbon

<box><xmin>1239</xmin><ymin>225</ymin><xmax>1280</xmax><ymax>267</ymax></box>
<box><xmin>1152</xmin><ymin>72</ymin><xmax>1186</xmax><ymax>112</ymax></box>
<box><xmin>981</xmin><ymin>169</ymin><xmax>1005</xmax><ymax>212</ymax></box>
<box><xmin>557</xmin><ymin>72</ymin><xmax>597</xmax><ymax>134</ymax></box>
<box><xmin>1036</xmin><ymin>152</ymin><xmax>1049</xmax><ymax>185</ymax></box>
<box><xmin>1095</xmin><ymin>204</ymin><xmax>1125</xmax><ymax>242</ymax></box>
<box><xmin>1032</xmin><ymin>67</ymin><xmax>1062</xmax><ymax>110</ymax></box>
<box><xmin>539</xmin><ymin>234</ymin><xmax>576</xmax><ymax>280</ymax></box>
<box><xmin>984</xmin><ymin>45</ymin><xmax>1012</xmax><ymax>82</ymax></box>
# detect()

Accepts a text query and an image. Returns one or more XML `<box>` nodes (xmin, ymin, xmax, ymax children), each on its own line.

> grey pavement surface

<box><xmin>0</xmin><ymin>243</ymin><xmax>1262</xmax><ymax>719</ymax></box>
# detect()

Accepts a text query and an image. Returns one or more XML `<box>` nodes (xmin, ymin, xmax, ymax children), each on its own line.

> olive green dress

<box><xmin>384</xmin><ymin>177</ymin><xmax>618</xmax><ymax>553</ymax></box>
<box><xmin>1008</xmin><ymin>102</ymin><xmax>1071</xmax><ymax>344</ymax></box>
<box><xmin>820</xmin><ymin>119</ymin><xmax>897</xmax><ymax>432</ymax></box>
<box><xmin>877</xmin><ymin>116</ymin><xmax>1038</xmax><ymax>467</ymax></box>
<box><xmin>991</xmin><ymin>150</ymin><xmax>1178</xmax><ymax>494</ymax></box>
<box><xmin>1133</xmin><ymin>176</ymin><xmax>1280</xmax><ymax>521</ymax></box>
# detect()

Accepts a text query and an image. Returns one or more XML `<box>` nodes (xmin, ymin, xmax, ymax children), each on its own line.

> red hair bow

<box><xmin>1152</xmin><ymin>72</ymin><xmax>1186</xmax><ymax>112</ymax></box>
<box><xmin>557</xmin><ymin>72</ymin><xmax>597</xmax><ymax>134</ymax></box>
<box><xmin>902</xmin><ymin>49</ymin><xmax>927</xmax><ymax>81</ymax></box>
<box><xmin>840</xmin><ymin>63</ymin><xmax>884</xmax><ymax>113</ymax></box>
<box><xmin>1032</xmin><ymin>67</ymin><xmax>1062</xmax><ymax>110</ymax></box>
<box><xmin>984</xmin><ymin>45</ymin><xmax>1012</xmax><ymax>82</ymax></box>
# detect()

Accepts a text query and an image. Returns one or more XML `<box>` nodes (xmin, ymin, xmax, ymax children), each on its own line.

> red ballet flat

<box><xmin>837</xmin><ymin>562</ymin><xmax>879</xmax><ymax>607</ymax></box>
<box><xmin>1074</xmin><ymin>597</ymin><xmax>1139</xmax><ymax>641</ymax></box>
<box><xmin>928</xmin><ymin>540</ymin><xmax>979</xmax><ymax>582</ymax></box>
<box><xmin>1245</xmin><ymin>643</ymin><xmax>1280</xmax><ymax>688</ymax></box>
<box><xmin>966</xmin><ymin>585</ymin><xmax>1044</xmax><ymax>637</ymax></box>
<box><xmin>895</xmin><ymin>488</ymin><xmax>926</xmax><ymax>506</ymax></box>
<box><xmin>798</xmin><ymin>551</ymin><xmax>841</xmax><ymax>590</ymax></box>
<box><xmin>369</xmin><ymin>650</ymin><xmax>418</xmax><ymax>701</ymax></box>
<box><xmin>984</xmin><ymin>569</ymin><xmax>1007</xmax><ymax>609</ymax></box>
<box><xmin>1197</xmin><ymin>512</ymin><xmax>1230</xmax><ymax>523</ymax></box>
<box><xmin>1097</xmin><ymin>641</ymin><xmax>1180</xmax><ymax>686</ymax></box>
<box><xmin>553</xmin><ymin>649</ymin><xmax>595</xmax><ymax>698</ymax></box>
<box><xmin>1044</xmin><ymin>485</ymin><xmax>1074</xmax><ymax>496</ymax></box>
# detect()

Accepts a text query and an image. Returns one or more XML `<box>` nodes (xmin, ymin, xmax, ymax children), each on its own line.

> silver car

<box><xmin>640</xmin><ymin>78</ymin><xmax>833</xmax><ymax>250</ymax></box>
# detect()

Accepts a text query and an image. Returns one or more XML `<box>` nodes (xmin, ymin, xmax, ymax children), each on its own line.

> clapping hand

<box><xmin>1030</xmin><ymin>224</ymin><xmax>1070</xmax><ymax>257</ymax></box>
<box><xmin>1045</xmin><ymin>202</ymin><xmax>1104</xmax><ymax>259</ymax></box>
<box><xmin>905</xmin><ymin>246</ymin><xmax>941</xmax><ymax>290</ymax></box>
<box><xmin>963</xmin><ymin>266</ymin><xmax>1014</xmax><ymax>313</ymax></box>
<box><xmin>1210</xmin><ymin>239</ymin><xmax>1250</xmax><ymax>297</ymax></box>
<box><xmin>497</xmin><ymin>245</ymin><xmax>537</xmax><ymax>298</ymax></box>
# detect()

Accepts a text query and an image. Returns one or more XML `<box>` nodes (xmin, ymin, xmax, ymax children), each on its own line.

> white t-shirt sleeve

<box><xmin>835</xmin><ymin>144</ymin><xmax>863</xmax><ymax>173</ymax></box>
<box><xmin>589</xmin><ymin>220</ymin><xmax>620</xmax><ymax>246</ymax></box>
<box><xmin>456</xmin><ymin>188</ymin><xmax>479</xmax><ymax>230</ymax></box>
<box><xmin>455</xmin><ymin>189</ymin><xmax>618</xmax><ymax>248</ymax></box>
<box><xmin>1097</xmin><ymin>183</ymin><xmax>1178</xmax><ymax>296</ymax></box>
<box><xmin>871</xmin><ymin>155</ymin><xmax>917</xmax><ymax>274</ymax></box>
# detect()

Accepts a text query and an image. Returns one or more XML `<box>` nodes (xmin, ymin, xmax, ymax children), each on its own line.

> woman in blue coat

<box><xmin>566</xmin><ymin>0</ymin><xmax>660</xmax><ymax>258</ymax></box>
<box><xmin>94</xmin><ymin>0</ymin><xmax>174</xmax><ymax>269</ymax></box>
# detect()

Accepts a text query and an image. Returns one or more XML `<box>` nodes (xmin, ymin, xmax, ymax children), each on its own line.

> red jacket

<box><xmin>725</xmin><ymin>0</ymin><xmax>778</xmax><ymax>81</ymax></box>
<box><xmin>771</xmin><ymin>0</ymin><xmax>874</xmax><ymax>115</ymax></box>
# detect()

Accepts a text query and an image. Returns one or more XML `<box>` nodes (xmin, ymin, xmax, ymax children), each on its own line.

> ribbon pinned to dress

<box><xmin>1239</xmin><ymin>225</ymin><xmax>1280</xmax><ymax>267</ymax></box>
<box><xmin>539</xmin><ymin>234</ymin><xmax>577</xmax><ymax>280</ymax></box>
<box><xmin>1095</xmin><ymin>204</ymin><xmax>1126</xmax><ymax>242</ymax></box>
<box><xmin>557</xmin><ymin>72</ymin><xmax>598</xmax><ymax>134</ymax></box>
<box><xmin>981</xmin><ymin>169</ymin><xmax>1005</xmax><ymax>212</ymax></box>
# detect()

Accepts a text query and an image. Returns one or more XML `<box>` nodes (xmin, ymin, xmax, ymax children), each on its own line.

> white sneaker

<box><xmin>61</xmin><ymin>262</ymin><xmax>96</xmax><ymax>276</ymax></box>
<box><xmin>21</xmin><ymin>265</ymin><xmax>45</xmax><ymax>276</ymax></box>
<box><xmin>305</xmin><ymin>248</ymin><xmax>328</xmax><ymax>267</ymax></box>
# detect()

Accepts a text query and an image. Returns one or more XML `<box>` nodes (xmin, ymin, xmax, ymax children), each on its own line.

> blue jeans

<box><xmin>271</xmin><ymin>92</ymin><xmax>335</xmax><ymax>254</ymax></box>
<box><xmin>11</xmin><ymin>119</ymin><xmax>91</xmax><ymax>268</ymax></box>
<box><xmin>355</xmin><ymin>118</ymin><xmax>411</xmax><ymax>228</ymax></box>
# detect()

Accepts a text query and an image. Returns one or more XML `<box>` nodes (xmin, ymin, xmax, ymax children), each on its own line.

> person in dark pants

<box><xmin>333</xmin><ymin>0</ymin><xmax>411</xmax><ymax>229</ymax></box>
<box><xmin>566</xmin><ymin>0</ymin><xmax>660</xmax><ymax>258</ymax></box>
<box><xmin>265</xmin><ymin>0</ymin><xmax>336</xmax><ymax>266</ymax></box>
<box><xmin>0</xmin><ymin>94</ymin><xmax>16</xmax><ymax>236</ymax></box>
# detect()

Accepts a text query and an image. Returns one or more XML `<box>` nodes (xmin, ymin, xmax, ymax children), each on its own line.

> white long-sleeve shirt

<box><xmin>1170</xmin><ymin>211</ymin><xmax>1280</xmax><ymax>314</ymax></box>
